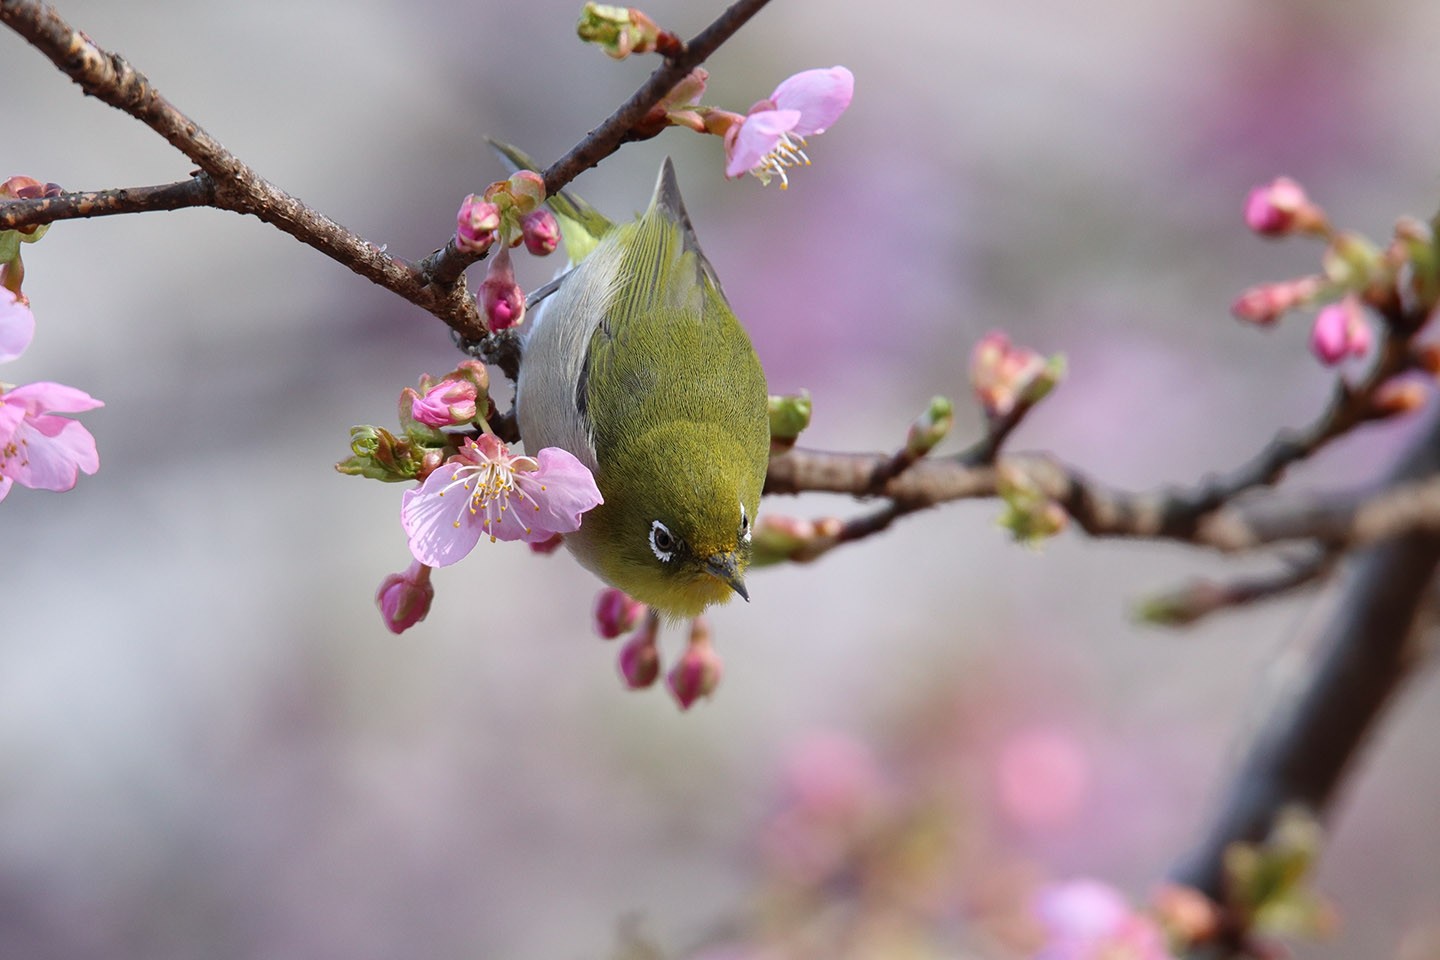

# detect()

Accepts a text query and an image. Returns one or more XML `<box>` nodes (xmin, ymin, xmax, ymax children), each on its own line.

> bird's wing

<box><xmin>486</xmin><ymin>139</ymin><xmax>613</xmax><ymax>266</ymax></box>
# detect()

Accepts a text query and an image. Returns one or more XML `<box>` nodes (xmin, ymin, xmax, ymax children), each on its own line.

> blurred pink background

<box><xmin>3</xmin><ymin>0</ymin><xmax>1440</xmax><ymax>957</ymax></box>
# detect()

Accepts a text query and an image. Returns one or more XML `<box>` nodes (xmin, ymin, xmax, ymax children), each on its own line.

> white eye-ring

<box><xmin>649</xmin><ymin>520</ymin><xmax>677</xmax><ymax>562</ymax></box>
<box><xmin>740</xmin><ymin>502</ymin><xmax>752</xmax><ymax>543</ymax></box>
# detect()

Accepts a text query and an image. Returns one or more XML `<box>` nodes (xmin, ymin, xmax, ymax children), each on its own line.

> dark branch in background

<box><xmin>416</xmin><ymin>0</ymin><xmax>775</xmax><ymax>288</ymax></box>
<box><xmin>1172</xmin><ymin>408</ymin><xmax>1440</xmax><ymax>903</ymax></box>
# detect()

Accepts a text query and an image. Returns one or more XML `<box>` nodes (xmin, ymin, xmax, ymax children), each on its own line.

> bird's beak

<box><xmin>704</xmin><ymin>551</ymin><xmax>749</xmax><ymax>601</ymax></box>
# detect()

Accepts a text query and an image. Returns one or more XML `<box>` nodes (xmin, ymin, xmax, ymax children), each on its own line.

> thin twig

<box><xmin>0</xmin><ymin>176</ymin><xmax>216</xmax><ymax>227</ymax></box>
<box><xmin>416</xmin><ymin>0</ymin><xmax>775</xmax><ymax>288</ymax></box>
<box><xmin>1137</xmin><ymin>550</ymin><xmax>1335</xmax><ymax>627</ymax></box>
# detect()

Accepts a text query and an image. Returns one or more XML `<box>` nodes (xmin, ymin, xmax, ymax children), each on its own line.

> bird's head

<box><xmin>584</xmin><ymin>421</ymin><xmax>761</xmax><ymax>620</ymax></box>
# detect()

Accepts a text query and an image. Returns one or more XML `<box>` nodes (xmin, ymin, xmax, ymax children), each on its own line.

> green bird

<box><xmin>501</xmin><ymin>145</ymin><xmax>770</xmax><ymax>619</ymax></box>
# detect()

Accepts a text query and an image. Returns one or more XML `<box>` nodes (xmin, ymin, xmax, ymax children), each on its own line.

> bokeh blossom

<box><xmin>400</xmin><ymin>434</ymin><xmax>601</xmax><ymax>567</ymax></box>
<box><xmin>1033</xmin><ymin>879</ymin><xmax>1174</xmax><ymax>960</ymax></box>
<box><xmin>724</xmin><ymin>66</ymin><xmax>853</xmax><ymax>187</ymax></box>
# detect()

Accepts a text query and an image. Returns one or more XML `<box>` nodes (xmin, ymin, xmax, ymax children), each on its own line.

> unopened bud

<box><xmin>505</xmin><ymin>170</ymin><xmax>546</xmax><ymax>216</ymax></box>
<box><xmin>411</xmin><ymin>378</ymin><xmax>479</xmax><ymax>427</ymax></box>
<box><xmin>667</xmin><ymin>619</ymin><xmax>723</xmax><ymax>710</ymax></box>
<box><xmin>768</xmin><ymin>391</ymin><xmax>812</xmax><ymax>453</ymax></box>
<box><xmin>1231</xmin><ymin>276</ymin><xmax>1323</xmax><ymax>326</ymax></box>
<box><xmin>594</xmin><ymin>588</ymin><xmax>647</xmax><ymax>639</ymax></box>
<box><xmin>617</xmin><ymin>615</ymin><xmax>661</xmax><ymax>689</ymax></box>
<box><xmin>481</xmin><ymin>245</ymin><xmax>525</xmax><ymax>331</ymax></box>
<box><xmin>1309</xmin><ymin>295</ymin><xmax>1371</xmax><ymax>366</ymax></box>
<box><xmin>0</xmin><ymin>175</ymin><xmax>62</xmax><ymax>242</ymax></box>
<box><xmin>904</xmin><ymin>395</ymin><xmax>954</xmax><ymax>456</ymax></box>
<box><xmin>971</xmin><ymin>331</ymin><xmax>1058</xmax><ymax>418</ymax></box>
<box><xmin>995</xmin><ymin>465</ymin><xmax>1067</xmax><ymax>547</ymax></box>
<box><xmin>1370</xmin><ymin>377</ymin><xmax>1429</xmax><ymax>418</ymax></box>
<box><xmin>521</xmin><ymin>208</ymin><xmax>560</xmax><ymax>256</ymax></box>
<box><xmin>1243</xmin><ymin>177</ymin><xmax>1327</xmax><ymax>237</ymax></box>
<box><xmin>577</xmin><ymin>3</ymin><xmax>662</xmax><ymax>59</ymax></box>
<box><xmin>374</xmin><ymin>560</ymin><xmax>434</xmax><ymax>634</ymax></box>
<box><xmin>750</xmin><ymin>514</ymin><xmax>815</xmax><ymax>566</ymax></box>
<box><xmin>336</xmin><ymin>425</ymin><xmax>421</xmax><ymax>481</ymax></box>
<box><xmin>456</xmin><ymin>194</ymin><xmax>500</xmax><ymax>255</ymax></box>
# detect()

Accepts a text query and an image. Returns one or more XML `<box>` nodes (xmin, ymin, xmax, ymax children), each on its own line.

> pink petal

<box><xmin>1035</xmin><ymin>880</ymin><xmax>1130</xmax><ymax>941</ymax></box>
<box><xmin>512</xmin><ymin>447</ymin><xmax>604</xmax><ymax>540</ymax></box>
<box><xmin>0</xmin><ymin>290</ymin><xmax>34</xmax><ymax>363</ymax></box>
<box><xmin>0</xmin><ymin>475</ymin><xmax>11</xmax><ymax>502</ymax></box>
<box><xmin>0</xmin><ymin>414</ymin><xmax>99</xmax><ymax>491</ymax></box>
<box><xmin>400</xmin><ymin>466</ymin><xmax>484</xmax><ymax>567</ymax></box>
<box><xmin>1</xmin><ymin>381</ymin><xmax>104</xmax><ymax>416</ymax></box>
<box><xmin>771</xmin><ymin>66</ymin><xmax>854</xmax><ymax>136</ymax></box>
<box><xmin>725</xmin><ymin>109</ymin><xmax>801</xmax><ymax>178</ymax></box>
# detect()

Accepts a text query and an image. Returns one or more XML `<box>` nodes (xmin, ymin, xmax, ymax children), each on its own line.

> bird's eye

<box><xmin>740</xmin><ymin>502</ymin><xmax>751</xmax><ymax>543</ymax></box>
<box><xmin>649</xmin><ymin>520</ymin><xmax>676</xmax><ymax>562</ymax></box>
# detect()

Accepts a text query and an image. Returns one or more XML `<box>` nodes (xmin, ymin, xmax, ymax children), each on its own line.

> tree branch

<box><xmin>1171</xmin><ymin>409</ymin><xmax>1440</xmax><ymax>902</ymax></box>
<box><xmin>1</xmin><ymin>0</ymin><xmax>482</xmax><ymax>334</ymax></box>
<box><xmin>416</xmin><ymin>0</ymin><xmax>775</xmax><ymax>288</ymax></box>
<box><xmin>0</xmin><ymin>176</ymin><xmax>216</xmax><ymax>226</ymax></box>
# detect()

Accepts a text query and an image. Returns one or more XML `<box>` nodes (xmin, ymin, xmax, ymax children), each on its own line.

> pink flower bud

<box><xmin>618</xmin><ymin>617</ymin><xmax>661</xmax><ymax>689</ymax></box>
<box><xmin>667</xmin><ymin>620</ymin><xmax>723</xmax><ymax>710</ymax></box>
<box><xmin>1230</xmin><ymin>275</ymin><xmax>1322</xmax><ymax>326</ymax></box>
<box><xmin>456</xmin><ymin>194</ymin><xmax>500</xmax><ymax>254</ymax></box>
<box><xmin>521</xmin><ymin>208</ymin><xmax>560</xmax><ymax>256</ymax></box>
<box><xmin>1244</xmin><ymin>176</ymin><xmax>1321</xmax><ymax>237</ymax></box>
<box><xmin>1309</xmin><ymin>295</ymin><xmax>1369</xmax><ymax>366</ymax></box>
<box><xmin>375</xmin><ymin>560</ymin><xmax>434</xmax><ymax>634</ymax></box>
<box><xmin>970</xmin><ymin>330</ymin><xmax>1046</xmax><ymax>418</ymax></box>
<box><xmin>481</xmin><ymin>245</ymin><xmax>526</xmax><ymax>331</ymax></box>
<box><xmin>593</xmin><ymin>588</ymin><xmax>646</xmax><ymax>639</ymax></box>
<box><xmin>411</xmin><ymin>379</ymin><xmax>478</xmax><ymax>427</ymax></box>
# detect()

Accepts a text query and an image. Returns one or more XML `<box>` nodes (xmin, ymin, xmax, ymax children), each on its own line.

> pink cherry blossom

<box><xmin>1033</xmin><ymin>879</ymin><xmax>1174</xmax><ymax>960</ymax></box>
<box><xmin>400</xmin><ymin>434</ymin><xmax>602</xmax><ymax>567</ymax></box>
<box><xmin>593</xmin><ymin>587</ymin><xmax>646</xmax><ymax>639</ymax></box>
<box><xmin>0</xmin><ymin>380</ymin><xmax>103</xmax><ymax>501</ymax></box>
<box><xmin>724</xmin><ymin>66</ymin><xmax>854</xmax><ymax>186</ymax></box>
<box><xmin>480</xmin><ymin>245</ymin><xmax>525</xmax><ymax>331</ymax></box>
<box><xmin>971</xmin><ymin>330</ymin><xmax>1046</xmax><ymax>418</ymax></box>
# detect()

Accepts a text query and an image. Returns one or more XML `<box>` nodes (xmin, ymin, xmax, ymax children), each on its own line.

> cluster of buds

<box><xmin>337</xmin><ymin>360</ymin><xmax>490</xmax><ymax>483</ymax></box>
<box><xmin>454</xmin><ymin>171</ymin><xmax>563</xmax><ymax>331</ymax></box>
<box><xmin>970</xmin><ymin>331</ymin><xmax>1064</xmax><ymax>420</ymax></box>
<box><xmin>1233</xmin><ymin>176</ymin><xmax>1440</xmax><ymax>380</ymax></box>
<box><xmin>594</xmin><ymin>592</ymin><xmax>723</xmax><ymax>709</ymax></box>
<box><xmin>750</xmin><ymin>514</ymin><xmax>844</xmax><ymax>566</ymax></box>
<box><xmin>768</xmin><ymin>391</ymin><xmax>812</xmax><ymax>454</ymax></box>
<box><xmin>575</xmin><ymin>3</ymin><xmax>677</xmax><ymax>59</ymax></box>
